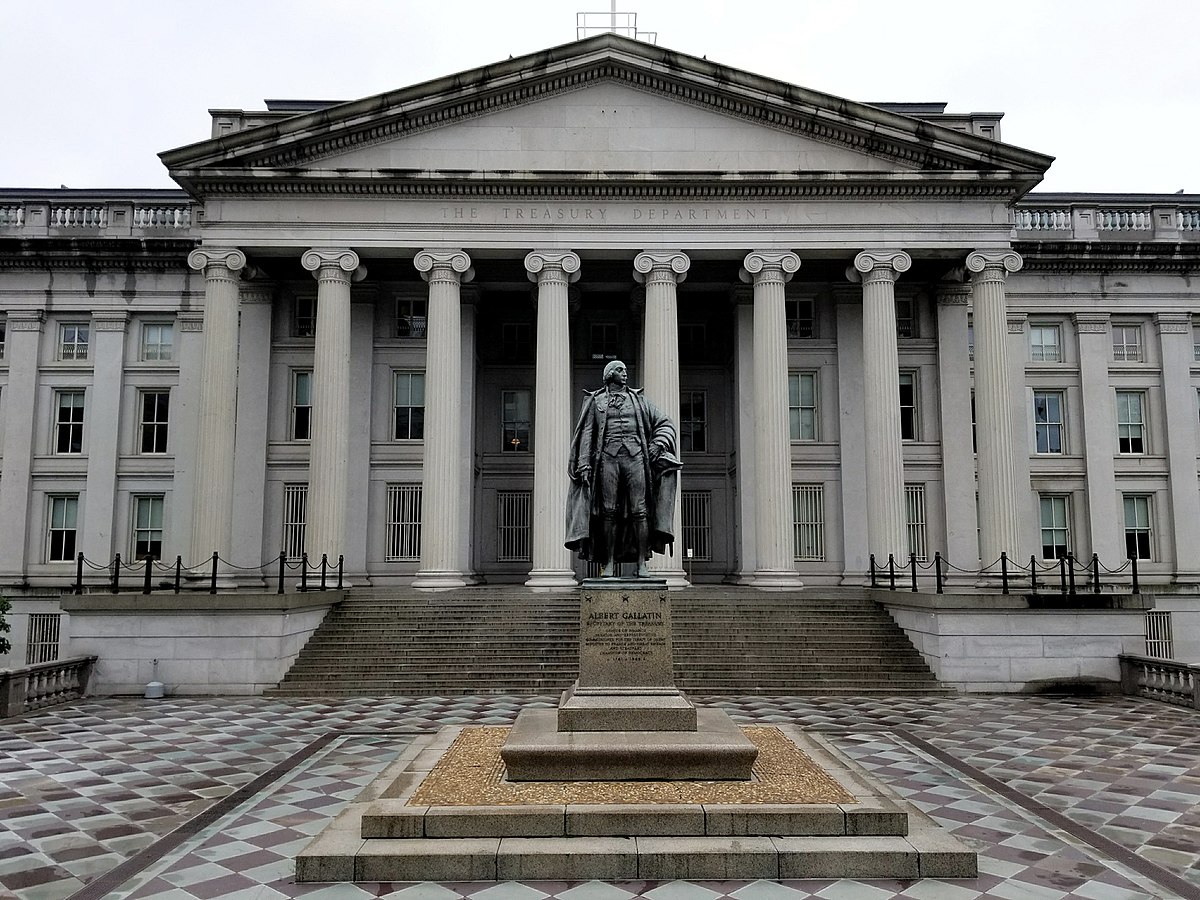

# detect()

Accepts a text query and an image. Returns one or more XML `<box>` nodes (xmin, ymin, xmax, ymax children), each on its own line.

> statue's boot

<box><xmin>601</xmin><ymin>519</ymin><xmax>618</xmax><ymax>577</ymax></box>
<box><xmin>634</xmin><ymin>518</ymin><xmax>650</xmax><ymax>578</ymax></box>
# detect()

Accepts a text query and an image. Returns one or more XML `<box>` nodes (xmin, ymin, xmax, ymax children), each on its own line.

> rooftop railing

<box><xmin>1014</xmin><ymin>196</ymin><xmax>1200</xmax><ymax>241</ymax></box>
<box><xmin>0</xmin><ymin>193</ymin><xmax>195</xmax><ymax>239</ymax></box>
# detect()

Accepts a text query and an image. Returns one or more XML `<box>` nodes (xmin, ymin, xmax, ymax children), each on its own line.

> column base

<box><xmin>524</xmin><ymin>569</ymin><xmax>578</xmax><ymax>590</ymax></box>
<box><xmin>647</xmin><ymin>563</ymin><xmax>689</xmax><ymax>589</ymax></box>
<box><xmin>412</xmin><ymin>570</ymin><xmax>469</xmax><ymax>591</ymax></box>
<box><xmin>752</xmin><ymin>568</ymin><xmax>804</xmax><ymax>590</ymax></box>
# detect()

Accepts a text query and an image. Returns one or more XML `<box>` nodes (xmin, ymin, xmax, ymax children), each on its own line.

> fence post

<box><xmin>1058</xmin><ymin>556</ymin><xmax>1067</xmax><ymax>595</ymax></box>
<box><xmin>869</xmin><ymin>555</ymin><xmax>877</xmax><ymax>588</ymax></box>
<box><xmin>142</xmin><ymin>555</ymin><xmax>153</xmax><ymax>595</ymax></box>
<box><xmin>1091</xmin><ymin>553</ymin><xmax>1101</xmax><ymax>594</ymax></box>
<box><xmin>1029</xmin><ymin>555</ymin><xmax>1038</xmax><ymax>594</ymax></box>
<box><xmin>887</xmin><ymin>554</ymin><xmax>896</xmax><ymax>591</ymax></box>
<box><xmin>75</xmin><ymin>553</ymin><xmax>84</xmax><ymax>595</ymax></box>
<box><xmin>301</xmin><ymin>553</ymin><xmax>308</xmax><ymax>592</ymax></box>
<box><xmin>320</xmin><ymin>553</ymin><xmax>328</xmax><ymax>591</ymax></box>
<box><xmin>338</xmin><ymin>555</ymin><xmax>344</xmax><ymax>590</ymax></box>
<box><xmin>111</xmin><ymin>553</ymin><xmax>121</xmax><ymax>594</ymax></box>
<box><xmin>1067</xmin><ymin>552</ymin><xmax>1077</xmax><ymax>596</ymax></box>
<box><xmin>209</xmin><ymin>552</ymin><xmax>218</xmax><ymax>595</ymax></box>
<box><xmin>277</xmin><ymin>552</ymin><xmax>285</xmax><ymax>595</ymax></box>
<box><xmin>909</xmin><ymin>553</ymin><xmax>918</xmax><ymax>592</ymax></box>
<box><xmin>1000</xmin><ymin>552</ymin><xmax>1009</xmax><ymax>595</ymax></box>
<box><xmin>935</xmin><ymin>552</ymin><xmax>944</xmax><ymax>594</ymax></box>
<box><xmin>1130</xmin><ymin>555</ymin><xmax>1140</xmax><ymax>594</ymax></box>
<box><xmin>174</xmin><ymin>556</ymin><xmax>182</xmax><ymax>594</ymax></box>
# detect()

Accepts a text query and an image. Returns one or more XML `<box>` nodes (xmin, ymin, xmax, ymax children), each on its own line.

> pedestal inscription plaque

<box><xmin>578</xmin><ymin>583</ymin><xmax>673</xmax><ymax>687</ymax></box>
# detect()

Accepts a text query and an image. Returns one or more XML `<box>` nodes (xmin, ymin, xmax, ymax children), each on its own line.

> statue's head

<box><xmin>603</xmin><ymin>360</ymin><xmax>627</xmax><ymax>384</ymax></box>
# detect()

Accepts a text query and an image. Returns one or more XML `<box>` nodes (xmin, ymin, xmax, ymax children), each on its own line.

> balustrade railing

<box><xmin>133</xmin><ymin>205</ymin><xmax>191</xmax><ymax>229</ymax></box>
<box><xmin>0</xmin><ymin>655</ymin><xmax>96</xmax><ymax>718</ymax></box>
<box><xmin>1013</xmin><ymin>208</ymin><xmax>1071</xmax><ymax>231</ymax></box>
<box><xmin>1096</xmin><ymin>209</ymin><xmax>1153</xmax><ymax>231</ymax></box>
<box><xmin>1014</xmin><ymin>197</ymin><xmax>1200</xmax><ymax>241</ymax></box>
<box><xmin>0</xmin><ymin>196</ymin><xmax>196</xmax><ymax>236</ymax></box>
<box><xmin>0</xmin><ymin>205</ymin><xmax>24</xmax><ymax>227</ymax></box>
<box><xmin>50</xmin><ymin>205</ymin><xmax>108</xmax><ymax>228</ymax></box>
<box><xmin>1119</xmin><ymin>654</ymin><xmax>1199</xmax><ymax>709</ymax></box>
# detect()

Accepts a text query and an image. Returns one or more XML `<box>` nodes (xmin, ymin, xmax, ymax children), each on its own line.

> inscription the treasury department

<box><xmin>438</xmin><ymin>204</ymin><xmax>771</xmax><ymax>222</ymax></box>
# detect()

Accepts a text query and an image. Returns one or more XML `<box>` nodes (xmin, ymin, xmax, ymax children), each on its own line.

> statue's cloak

<box><xmin>565</xmin><ymin>387</ymin><xmax>681</xmax><ymax>563</ymax></box>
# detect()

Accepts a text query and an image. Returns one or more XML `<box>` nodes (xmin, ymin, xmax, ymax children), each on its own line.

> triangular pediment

<box><xmin>162</xmin><ymin>33</ymin><xmax>1052</xmax><ymax>199</ymax></box>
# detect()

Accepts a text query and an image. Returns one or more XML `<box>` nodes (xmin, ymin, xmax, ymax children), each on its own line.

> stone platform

<box><xmin>297</xmin><ymin>723</ymin><xmax>977</xmax><ymax>882</ymax></box>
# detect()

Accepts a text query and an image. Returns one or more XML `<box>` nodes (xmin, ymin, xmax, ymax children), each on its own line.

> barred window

<box><xmin>26</xmin><ymin>613</ymin><xmax>61</xmax><ymax>665</ymax></box>
<box><xmin>385</xmin><ymin>484</ymin><xmax>422</xmax><ymax>561</ymax></box>
<box><xmin>497</xmin><ymin>490</ymin><xmax>531</xmax><ymax>562</ymax></box>
<box><xmin>680</xmin><ymin>490</ymin><xmax>711</xmax><ymax>561</ymax></box>
<box><xmin>905</xmin><ymin>484</ymin><xmax>927</xmax><ymax>561</ymax></box>
<box><xmin>896</xmin><ymin>298</ymin><xmax>916</xmax><ymax>338</ymax></box>
<box><xmin>294</xmin><ymin>295</ymin><xmax>316</xmax><ymax>337</ymax></box>
<box><xmin>590</xmin><ymin>323</ymin><xmax>619</xmax><ymax>360</ymax></box>
<box><xmin>786</xmin><ymin>298</ymin><xmax>815</xmax><ymax>338</ymax></box>
<box><xmin>792</xmin><ymin>484</ymin><xmax>825</xmax><ymax>561</ymax></box>
<box><xmin>395</xmin><ymin>297</ymin><xmax>427</xmax><ymax>338</ymax></box>
<box><xmin>282</xmin><ymin>484</ymin><xmax>308</xmax><ymax>559</ymax></box>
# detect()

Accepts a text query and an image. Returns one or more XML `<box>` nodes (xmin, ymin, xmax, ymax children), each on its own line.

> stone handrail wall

<box><xmin>0</xmin><ymin>655</ymin><xmax>96</xmax><ymax>718</ymax></box>
<box><xmin>1119</xmin><ymin>653</ymin><xmax>1199</xmax><ymax>709</ymax></box>
<box><xmin>0</xmin><ymin>205</ymin><xmax>25</xmax><ymax>228</ymax></box>
<box><xmin>1015</xmin><ymin>199</ymin><xmax>1200</xmax><ymax>241</ymax></box>
<box><xmin>133</xmin><ymin>205</ymin><xmax>192</xmax><ymax>229</ymax></box>
<box><xmin>0</xmin><ymin>196</ymin><xmax>196</xmax><ymax>239</ymax></box>
<box><xmin>50</xmin><ymin>205</ymin><xmax>108</xmax><ymax>228</ymax></box>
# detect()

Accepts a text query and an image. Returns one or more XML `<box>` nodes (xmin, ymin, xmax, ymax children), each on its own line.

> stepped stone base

<box><xmin>296</xmin><ymin>723</ymin><xmax>976</xmax><ymax>883</ymax></box>
<box><xmin>557</xmin><ymin>683</ymin><xmax>698</xmax><ymax>732</ymax></box>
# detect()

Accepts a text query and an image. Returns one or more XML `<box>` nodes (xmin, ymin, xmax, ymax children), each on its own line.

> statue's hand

<box><xmin>573</xmin><ymin>467</ymin><xmax>590</xmax><ymax>485</ymax></box>
<box><xmin>649</xmin><ymin>443</ymin><xmax>663</xmax><ymax>461</ymax></box>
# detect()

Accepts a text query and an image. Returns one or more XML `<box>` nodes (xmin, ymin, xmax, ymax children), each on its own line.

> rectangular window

<box><xmin>502</xmin><ymin>389</ymin><xmax>531</xmax><ymax>452</ymax></box>
<box><xmin>788</xmin><ymin>372</ymin><xmax>818</xmax><ymax>441</ymax></box>
<box><xmin>385</xmin><ymin>484</ymin><xmax>422</xmax><ymax>561</ymax></box>
<box><xmin>395</xmin><ymin>297</ymin><xmax>427</xmax><ymax>338</ymax></box>
<box><xmin>590</xmin><ymin>323</ymin><xmax>619</xmax><ymax>360</ymax></box>
<box><xmin>905</xmin><ymin>484</ymin><xmax>928</xmax><ymax>561</ymax></box>
<box><xmin>899</xmin><ymin>372</ymin><xmax>918</xmax><ymax>440</ymax></box>
<box><xmin>139</xmin><ymin>391</ymin><xmax>170</xmax><ymax>454</ymax></box>
<box><xmin>59</xmin><ymin>323</ymin><xmax>89</xmax><ymax>360</ymax></box>
<box><xmin>394</xmin><ymin>372</ymin><xmax>425</xmax><ymax>440</ymax></box>
<box><xmin>680</xmin><ymin>391</ymin><xmax>707</xmax><ymax>453</ymax></box>
<box><xmin>47</xmin><ymin>495</ymin><xmax>78</xmax><ymax>562</ymax></box>
<box><xmin>786</xmin><ymin>298</ymin><xmax>815</xmax><ymax>338</ymax></box>
<box><xmin>282</xmin><ymin>484</ymin><xmax>308</xmax><ymax>558</ymax></box>
<box><xmin>26</xmin><ymin>613</ymin><xmax>61</xmax><ymax>665</ymax></box>
<box><xmin>967</xmin><ymin>322</ymin><xmax>974</xmax><ymax>361</ymax></box>
<box><xmin>501</xmin><ymin>322</ymin><xmax>532</xmax><ymax>361</ymax></box>
<box><xmin>1033</xmin><ymin>391</ymin><xmax>1065</xmax><ymax>454</ymax></box>
<box><xmin>291</xmin><ymin>371</ymin><xmax>312</xmax><ymax>441</ymax></box>
<box><xmin>680</xmin><ymin>490</ymin><xmax>711</xmax><ymax>561</ymax></box>
<box><xmin>1029</xmin><ymin>324</ymin><xmax>1061</xmax><ymax>362</ymax></box>
<box><xmin>140</xmin><ymin>323</ymin><xmax>174</xmax><ymax>361</ymax></box>
<box><xmin>679</xmin><ymin>323</ymin><xmax>707</xmax><ymax>361</ymax></box>
<box><xmin>294</xmin><ymin>296</ymin><xmax>316</xmax><ymax>337</ymax></box>
<box><xmin>896</xmin><ymin>298</ymin><xmax>916</xmax><ymax>338</ymax></box>
<box><xmin>0</xmin><ymin>316</ymin><xmax>6</xmax><ymax>359</ymax></box>
<box><xmin>792</xmin><ymin>484</ymin><xmax>825</xmax><ymax>561</ymax></box>
<box><xmin>132</xmin><ymin>495</ymin><xmax>164</xmax><ymax>560</ymax></box>
<box><xmin>55</xmin><ymin>391</ymin><xmax>85</xmax><ymax>454</ymax></box>
<box><xmin>1123</xmin><ymin>494</ymin><xmax>1152</xmax><ymax>560</ymax></box>
<box><xmin>1116</xmin><ymin>391</ymin><xmax>1146</xmax><ymax>454</ymax></box>
<box><xmin>1039</xmin><ymin>494</ymin><xmax>1070</xmax><ymax>559</ymax></box>
<box><xmin>1193</xmin><ymin>325</ymin><xmax>1200</xmax><ymax>363</ymax></box>
<box><xmin>497</xmin><ymin>490</ymin><xmax>531</xmax><ymax>562</ymax></box>
<box><xmin>1112</xmin><ymin>324</ymin><xmax>1142</xmax><ymax>362</ymax></box>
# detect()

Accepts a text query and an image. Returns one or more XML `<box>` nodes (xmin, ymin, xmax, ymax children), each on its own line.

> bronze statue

<box><xmin>565</xmin><ymin>361</ymin><xmax>681</xmax><ymax>577</ymax></box>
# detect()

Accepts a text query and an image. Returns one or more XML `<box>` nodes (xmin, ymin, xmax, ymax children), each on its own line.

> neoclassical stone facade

<box><xmin>0</xmin><ymin>34</ymin><xmax>1198</xmax><ymax>598</ymax></box>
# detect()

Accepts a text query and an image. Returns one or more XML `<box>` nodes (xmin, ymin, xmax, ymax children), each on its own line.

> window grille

<box><xmin>395</xmin><ymin>297</ymin><xmax>428</xmax><ymax>338</ymax></box>
<box><xmin>1145</xmin><ymin>610</ymin><xmax>1173</xmax><ymax>659</ymax></box>
<box><xmin>497</xmin><ymin>491</ymin><xmax>532</xmax><ymax>562</ymax></box>
<box><xmin>896</xmin><ymin>298</ymin><xmax>916</xmax><ymax>338</ymax></box>
<box><xmin>1112</xmin><ymin>324</ymin><xmax>1142</xmax><ymax>361</ymax></box>
<box><xmin>386</xmin><ymin>484</ymin><xmax>422</xmax><ymax>561</ymax></box>
<box><xmin>905</xmin><ymin>484</ymin><xmax>928</xmax><ymax>561</ymax></box>
<box><xmin>26</xmin><ymin>613</ymin><xmax>61</xmax><ymax>665</ymax></box>
<box><xmin>59</xmin><ymin>323</ymin><xmax>89</xmax><ymax>360</ymax></box>
<box><xmin>792</xmin><ymin>484</ymin><xmax>825</xmax><ymax>561</ymax></box>
<box><xmin>294</xmin><ymin>295</ymin><xmax>316</xmax><ymax>337</ymax></box>
<box><xmin>1029</xmin><ymin>324</ymin><xmax>1061</xmax><ymax>362</ymax></box>
<box><xmin>282</xmin><ymin>484</ymin><xmax>308</xmax><ymax>559</ymax></box>
<box><xmin>786</xmin><ymin>298</ymin><xmax>815</xmax><ymax>338</ymax></box>
<box><xmin>680</xmin><ymin>490</ymin><xmax>711</xmax><ymax>561</ymax></box>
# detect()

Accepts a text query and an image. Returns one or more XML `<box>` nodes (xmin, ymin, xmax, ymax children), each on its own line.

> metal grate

<box><xmin>792</xmin><ymin>484</ymin><xmax>825</xmax><ymax>561</ymax></box>
<box><xmin>497</xmin><ymin>491</ymin><xmax>532</xmax><ymax>563</ymax></box>
<box><xmin>681</xmin><ymin>490</ymin><xmax>711</xmax><ymax>561</ymax></box>
<box><xmin>26</xmin><ymin>613</ymin><xmax>61</xmax><ymax>665</ymax></box>
<box><xmin>282</xmin><ymin>484</ymin><xmax>307</xmax><ymax>559</ymax></box>
<box><xmin>1145</xmin><ymin>610</ymin><xmax>1174</xmax><ymax>659</ymax></box>
<box><xmin>905</xmin><ymin>484</ymin><xmax>928</xmax><ymax>561</ymax></box>
<box><xmin>386</xmin><ymin>484</ymin><xmax>422</xmax><ymax>561</ymax></box>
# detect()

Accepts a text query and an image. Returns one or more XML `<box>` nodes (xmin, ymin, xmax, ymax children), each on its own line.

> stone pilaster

<box><xmin>935</xmin><ymin>283</ymin><xmax>980</xmax><ymax>572</ymax></box>
<box><xmin>852</xmin><ymin>250</ymin><xmax>910</xmax><ymax>564</ymax></box>
<box><xmin>187</xmin><ymin>247</ymin><xmax>246</xmax><ymax>566</ymax></box>
<box><xmin>413</xmin><ymin>249</ymin><xmax>473</xmax><ymax>589</ymax></box>
<box><xmin>635</xmin><ymin>251</ymin><xmax>690</xmax><ymax>587</ymax></box>
<box><xmin>230</xmin><ymin>284</ymin><xmax>274</xmax><ymax>577</ymax></box>
<box><xmin>731</xmin><ymin>287</ymin><xmax>757</xmax><ymax>583</ymax></box>
<box><xmin>524</xmin><ymin>250</ymin><xmax>580</xmax><ymax>589</ymax></box>
<box><xmin>81</xmin><ymin>311</ymin><xmax>130</xmax><ymax>565</ymax></box>
<box><xmin>741</xmin><ymin>250</ymin><xmax>803</xmax><ymax>588</ymax></box>
<box><xmin>967</xmin><ymin>250</ymin><xmax>1024</xmax><ymax>567</ymax></box>
<box><xmin>300</xmin><ymin>248</ymin><xmax>362</xmax><ymax>569</ymax></box>
<box><xmin>1155</xmin><ymin>312</ymin><xmax>1200</xmax><ymax>580</ymax></box>
<box><xmin>1073</xmin><ymin>312</ymin><xmax>1122</xmax><ymax>564</ymax></box>
<box><xmin>0</xmin><ymin>311</ymin><xmax>44</xmax><ymax>581</ymax></box>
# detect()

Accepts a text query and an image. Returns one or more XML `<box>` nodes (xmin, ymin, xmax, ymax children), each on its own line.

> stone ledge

<box><xmin>60</xmin><ymin>591</ymin><xmax>343</xmax><ymax>613</ymax></box>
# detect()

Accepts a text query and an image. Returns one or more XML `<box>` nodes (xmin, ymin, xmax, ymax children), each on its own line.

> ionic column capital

<box><xmin>188</xmin><ymin>247</ymin><xmax>246</xmax><ymax>275</ymax></box>
<box><xmin>850</xmin><ymin>250</ymin><xmax>911</xmax><ymax>285</ymax></box>
<box><xmin>525</xmin><ymin>250</ymin><xmax>581</xmax><ymax>285</ymax></box>
<box><xmin>414</xmin><ymin>249</ymin><xmax>474</xmax><ymax>285</ymax></box>
<box><xmin>633</xmin><ymin>251</ymin><xmax>690</xmax><ymax>285</ymax></box>
<box><xmin>966</xmin><ymin>250</ymin><xmax>1023</xmax><ymax>281</ymax></box>
<box><xmin>302</xmin><ymin>248</ymin><xmax>365</xmax><ymax>285</ymax></box>
<box><xmin>740</xmin><ymin>250</ymin><xmax>800</xmax><ymax>285</ymax></box>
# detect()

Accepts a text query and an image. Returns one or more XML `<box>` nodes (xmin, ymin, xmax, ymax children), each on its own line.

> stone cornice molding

<box><xmin>1154</xmin><ymin>312</ymin><xmax>1191</xmax><ymax>334</ymax></box>
<box><xmin>414</xmin><ymin>249</ymin><xmax>474</xmax><ymax>285</ymax></box>
<box><xmin>239</xmin><ymin>284</ymin><xmax>276</xmax><ymax>305</ymax></box>
<box><xmin>92</xmin><ymin>311</ymin><xmax>130</xmax><ymax>332</ymax></box>
<box><xmin>847</xmin><ymin>250</ymin><xmax>911</xmax><ymax>284</ymax></box>
<box><xmin>1013</xmin><ymin>241</ymin><xmax>1200</xmax><ymax>274</ymax></box>
<box><xmin>302</xmin><ymin>248</ymin><xmax>365</xmax><ymax>286</ymax></box>
<box><xmin>1007</xmin><ymin>313</ymin><xmax>1027</xmax><ymax>334</ymax></box>
<box><xmin>740</xmin><ymin>250</ymin><xmax>800</xmax><ymax>286</ymax></box>
<box><xmin>178</xmin><ymin>310</ymin><xmax>205</xmax><ymax>332</ymax></box>
<box><xmin>966</xmin><ymin>250</ymin><xmax>1023</xmax><ymax>283</ymax></box>
<box><xmin>524</xmin><ymin>250</ymin><xmax>581</xmax><ymax>285</ymax></box>
<box><xmin>1072</xmin><ymin>313</ymin><xmax>1110</xmax><ymax>334</ymax></box>
<box><xmin>633</xmin><ymin>251</ymin><xmax>690</xmax><ymax>285</ymax></box>
<box><xmin>7</xmin><ymin>310</ymin><xmax>45</xmax><ymax>331</ymax></box>
<box><xmin>187</xmin><ymin>247</ymin><xmax>246</xmax><ymax>275</ymax></box>
<box><xmin>936</xmin><ymin>283</ymin><xmax>971</xmax><ymax>306</ymax></box>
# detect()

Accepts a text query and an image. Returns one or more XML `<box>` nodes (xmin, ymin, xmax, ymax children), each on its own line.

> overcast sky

<box><xmin>4</xmin><ymin>0</ymin><xmax>1196</xmax><ymax>194</ymax></box>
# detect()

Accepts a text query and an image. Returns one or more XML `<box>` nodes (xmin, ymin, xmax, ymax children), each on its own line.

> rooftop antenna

<box><xmin>576</xmin><ymin>1</ymin><xmax>657</xmax><ymax>43</ymax></box>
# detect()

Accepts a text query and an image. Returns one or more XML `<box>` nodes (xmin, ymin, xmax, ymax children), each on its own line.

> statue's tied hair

<box><xmin>603</xmin><ymin>360</ymin><xmax>626</xmax><ymax>384</ymax></box>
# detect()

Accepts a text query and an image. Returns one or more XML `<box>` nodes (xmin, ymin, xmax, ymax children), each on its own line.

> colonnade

<box><xmin>185</xmin><ymin>244</ymin><xmax>1026</xmax><ymax>587</ymax></box>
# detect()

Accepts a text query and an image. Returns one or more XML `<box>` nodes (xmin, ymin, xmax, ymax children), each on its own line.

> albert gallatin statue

<box><xmin>565</xmin><ymin>361</ymin><xmax>682</xmax><ymax>577</ymax></box>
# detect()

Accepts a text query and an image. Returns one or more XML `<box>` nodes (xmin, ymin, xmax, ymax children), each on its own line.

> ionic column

<box><xmin>524</xmin><ymin>251</ymin><xmax>580</xmax><ymax>589</ymax></box>
<box><xmin>1155</xmin><ymin>312</ymin><xmax>1200</xmax><ymax>580</ymax></box>
<box><xmin>968</xmin><ymin>250</ymin><xmax>1024</xmax><ymax>566</ymax></box>
<box><xmin>230</xmin><ymin>283</ymin><xmax>274</xmax><ymax>575</ymax></box>
<box><xmin>852</xmin><ymin>250</ymin><xmax>911</xmax><ymax>563</ymax></box>
<box><xmin>635</xmin><ymin>251</ymin><xmax>690</xmax><ymax>586</ymax></box>
<box><xmin>935</xmin><ymin>283</ymin><xmax>980</xmax><ymax>572</ymax></box>
<box><xmin>413</xmin><ymin>250</ymin><xmax>473</xmax><ymax>589</ymax></box>
<box><xmin>187</xmin><ymin>247</ymin><xmax>246</xmax><ymax>566</ymax></box>
<box><xmin>300</xmin><ymin>248</ymin><xmax>362</xmax><ymax>569</ymax></box>
<box><xmin>741</xmin><ymin>251</ymin><xmax>804</xmax><ymax>588</ymax></box>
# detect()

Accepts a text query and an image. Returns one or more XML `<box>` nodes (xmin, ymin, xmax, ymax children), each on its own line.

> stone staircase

<box><xmin>268</xmin><ymin>587</ymin><xmax>945</xmax><ymax>696</ymax></box>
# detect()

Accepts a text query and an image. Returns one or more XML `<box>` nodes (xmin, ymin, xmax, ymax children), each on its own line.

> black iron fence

<box><xmin>71</xmin><ymin>551</ymin><xmax>345</xmax><ymax>596</ymax></box>
<box><xmin>869</xmin><ymin>551</ymin><xmax>1141</xmax><ymax>596</ymax></box>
